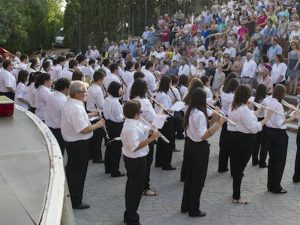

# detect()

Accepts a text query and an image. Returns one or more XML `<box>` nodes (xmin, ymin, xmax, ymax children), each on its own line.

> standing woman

<box><xmin>271</xmin><ymin>54</ymin><xmax>287</xmax><ymax>87</ymax></box>
<box><xmin>15</xmin><ymin>70</ymin><xmax>30</xmax><ymax>109</ymax></box>
<box><xmin>227</xmin><ymin>85</ymin><xmax>272</xmax><ymax>203</ymax></box>
<box><xmin>287</xmin><ymin>41</ymin><xmax>300</xmax><ymax>95</ymax></box>
<box><xmin>35</xmin><ymin>73</ymin><xmax>52</xmax><ymax>122</ymax></box>
<box><xmin>154</xmin><ymin>75</ymin><xmax>176</xmax><ymax>170</ymax></box>
<box><xmin>265</xmin><ymin>84</ymin><xmax>297</xmax><ymax>193</ymax></box>
<box><xmin>103</xmin><ymin>81</ymin><xmax>125</xmax><ymax>177</ymax></box>
<box><xmin>27</xmin><ymin>72</ymin><xmax>39</xmax><ymax>113</ymax></box>
<box><xmin>181</xmin><ymin>88</ymin><xmax>225</xmax><ymax>217</ymax></box>
<box><xmin>218</xmin><ymin>78</ymin><xmax>239</xmax><ymax>173</ymax></box>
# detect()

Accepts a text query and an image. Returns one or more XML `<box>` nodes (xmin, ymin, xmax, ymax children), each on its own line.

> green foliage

<box><xmin>0</xmin><ymin>0</ymin><xmax>63</xmax><ymax>53</ymax></box>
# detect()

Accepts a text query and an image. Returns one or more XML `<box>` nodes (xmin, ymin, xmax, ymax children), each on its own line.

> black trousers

<box><xmin>174</xmin><ymin>111</ymin><xmax>184</xmax><ymax>137</ymax></box>
<box><xmin>155</xmin><ymin>116</ymin><xmax>175</xmax><ymax>169</ymax></box>
<box><xmin>124</xmin><ymin>155</ymin><xmax>146</xmax><ymax>225</ymax></box>
<box><xmin>0</xmin><ymin>92</ymin><xmax>14</xmax><ymax>100</ymax></box>
<box><xmin>251</xmin><ymin>117</ymin><xmax>264</xmax><ymax>164</ymax></box>
<box><xmin>49</xmin><ymin>127</ymin><xmax>65</xmax><ymax>155</ymax></box>
<box><xmin>180</xmin><ymin>139</ymin><xmax>188</xmax><ymax>181</ymax></box>
<box><xmin>293</xmin><ymin>128</ymin><xmax>300</xmax><ymax>182</ymax></box>
<box><xmin>65</xmin><ymin>139</ymin><xmax>89</xmax><ymax>206</ymax></box>
<box><xmin>265</xmin><ymin>127</ymin><xmax>288</xmax><ymax>192</ymax></box>
<box><xmin>89</xmin><ymin>119</ymin><xmax>104</xmax><ymax>161</ymax></box>
<box><xmin>218</xmin><ymin>122</ymin><xmax>230</xmax><ymax>172</ymax></box>
<box><xmin>181</xmin><ymin>138</ymin><xmax>209</xmax><ymax>216</ymax></box>
<box><xmin>259</xmin><ymin>125</ymin><xmax>269</xmax><ymax>166</ymax></box>
<box><xmin>228</xmin><ymin>131</ymin><xmax>254</xmax><ymax>200</ymax></box>
<box><xmin>144</xmin><ymin>141</ymin><xmax>154</xmax><ymax>190</ymax></box>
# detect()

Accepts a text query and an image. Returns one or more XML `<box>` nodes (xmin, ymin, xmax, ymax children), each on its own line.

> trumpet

<box><xmin>140</xmin><ymin>116</ymin><xmax>170</xmax><ymax>144</ymax></box>
<box><xmin>206</xmin><ymin>103</ymin><xmax>236</xmax><ymax>126</ymax></box>
<box><xmin>147</xmin><ymin>94</ymin><xmax>173</xmax><ymax>117</ymax></box>
<box><xmin>250</xmin><ymin>100</ymin><xmax>285</xmax><ymax>116</ymax></box>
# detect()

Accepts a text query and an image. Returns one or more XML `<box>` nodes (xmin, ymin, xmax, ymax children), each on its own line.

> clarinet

<box><xmin>94</xmin><ymin>104</ymin><xmax>110</xmax><ymax>142</ymax></box>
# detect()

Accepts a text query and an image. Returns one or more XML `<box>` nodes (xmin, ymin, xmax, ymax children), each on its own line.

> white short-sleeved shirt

<box><xmin>168</xmin><ymin>86</ymin><xmax>181</xmax><ymax>103</ymax></box>
<box><xmin>142</xmin><ymin>69</ymin><xmax>157</xmax><ymax>94</ymax></box>
<box><xmin>103</xmin><ymin>95</ymin><xmax>124</xmax><ymax>122</ymax></box>
<box><xmin>45</xmin><ymin>91</ymin><xmax>67</xmax><ymax>129</ymax></box>
<box><xmin>186</xmin><ymin>108</ymin><xmax>208</xmax><ymax>142</ymax></box>
<box><xmin>227</xmin><ymin>104</ymin><xmax>262</xmax><ymax>134</ymax></box>
<box><xmin>103</xmin><ymin>73</ymin><xmax>121</xmax><ymax>90</ymax></box>
<box><xmin>134</xmin><ymin>97</ymin><xmax>156</xmax><ymax>124</ymax></box>
<box><xmin>0</xmin><ymin>69</ymin><xmax>16</xmax><ymax>92</ymax></box>
<box><xmin>265</xmin><ymin>97</ymin><xmax>287</xmax><ymax>129</ymax></box>
<box><xmin>154</xmin><ymin>92</ymin><xmax>172</xmax><ymax>113</ymax></box>
<box><xmin>61</xmin><ymin>98</ymin><xmax>93</xmax><ymax>142</ymax></box>
<box><xmin>271</xmin><ymin>63</ymin><xmax>287</xmax><ymax>84</ymax></box>
<box><xmin>52</xmin><ymin>64</ymin><xmax>63</xmax><ymax>81</ymax></box>
<box><xmin>121</xmin><ymin>118</ymin><xmax>150</xmax><ymax>158</ymax></box>
<box><xmin>86</xmin><ymin>84</ymin><xmax>104</xmax><ymax>112</ymax></box>
<box><xmin>28</xmin><ymin>83</ymin><xmax>37</xmax><ymax>108</ymax></box>
<box><xmin>61</xmin><ymin>69</ymin><xmax>73</xmax><ymax>80</ymax></box>
<box><xmin>15</xmin><ymin>82</ymin><xmax>29</xmax><ymax>109</ymax></box>
<box><xmin>221</xmin><ymin>92</ymin><xmax>234</xmax><ymax>115</ymax></box>
<box><xmin>204</xmin><ymin>86</ymin><xmax>213</xmax><ymax>103</ymax></box>
<box><xmin>178</xmin><ymin>85</ymin><xmax>188</xmax><ymax>99</ymax></box>
<box><xmin>35</xmin><ymin>85</ymin><xmax>51</xmax><ymax>121</ymax></box>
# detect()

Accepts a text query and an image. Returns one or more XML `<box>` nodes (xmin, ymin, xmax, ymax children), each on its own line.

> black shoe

<box><xmin>162</xmin><ymin>166</ymin><xmax>176</xmax><ymax>171</ymax></box>
<box><xmin>176</xmin><ymin>134</ymin><xmax>185</xmax><ymax>140</ymax></box>
<box><xmin>181</xmin><ymin>209</ymin><xmax>188</xmax><ymax>213</ymax></box>
<box><xmin>155</xmin><ymin>164</ymin><xmax>161</xmax><ymax>167</ymax></box>
<box><xmin>73</xmin><ymin>203</ymin><xmax>90</xmax><ymax>209</ymax></box>
<box><xmin>111</xmin><ymin>172</ymin><xmax>125</xmax><ymax>177</ymax></box>
<box><xmin>259</xmin><ymin>164</ymin><xmax>268</xmax><ymax>168</ymax></box>
<box><xmin>218</xmin><ymin>168</ymin><xmax>229</xmax><ymax>173</ymax></box>
<box><xmin>273</xmin><ymin>188</ymin><xmax>287</xmax><ymax>194</ymax></box>
<box><xmin>189</xmin><ymin>211</ymin><xmax>206</xmax><ymax>217</ymax></box>
<box><xmin>252</xmin><ymin>161</ymin><xmax>259</xmax><ymax>166</ymax></box>
<box><xmin>93</xmin><ymin>159</ymin><xmax>104</xmax><ymax>163</ymax></box>
<box><xmin>293</xmin><ymin>178</ymin><xmax>300</xmax><ymax>183</ymax></box>
<box><xmin>173</xmin><ymin>149</ymin><xmax>181</xmax><ymax>152</ymax></box>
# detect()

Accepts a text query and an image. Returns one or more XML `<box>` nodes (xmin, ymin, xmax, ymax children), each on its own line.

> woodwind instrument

<box><xmin>147</xmin><ymin>94</ymin><xmax>173</xmax><ymax>116</ymax></box>
<box><xmin>206</xmin><ymin>103</ymin><xmax>237</xmax><ymax>126</ymax></box>
<box><xmin>94</xmin><ymin>104</ymin><xmax>110</xmax><ymax>141</ymax></box>
<box><xmin>139</xmin><ymin>116</ymin><xmax>170</xmax><ymax>143</ymax></box>
<box><xmin>282</xmin><ymin>100</ymin><xmax>300</xmax><ymax>112</ymax></box>
<box><xmin>250</xmin><ymin>100</ymin><xmax>285</xmax><ymax>116</ymax></box>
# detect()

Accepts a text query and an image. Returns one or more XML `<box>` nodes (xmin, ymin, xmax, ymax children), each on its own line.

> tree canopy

<box><xmin>0</xmin><ymin>0</ymin><xmax>64</xmax><ymax>54</ymax></box>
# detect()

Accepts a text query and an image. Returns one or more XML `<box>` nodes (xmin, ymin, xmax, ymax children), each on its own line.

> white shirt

<box><xmin>186</xmin><ymin>108</ymin><xmax>208</xmax><ymax>142</ymax></box>
<box><xmin>123</xmin><ymin>71</ymin><xmax>134</xmax><ymax>87</ymax></box>
<box><xmin>143</xmin><ymin>69</ymin><xmax>157</xmax><ymax>94</ymax></box>
<box><xmin>121</xmin><ymin>119</ymin><xmax>150</xmax><ymax>158</ymax></box>
<box><xmin>103</xmin><ymin>95</ymin><xmax>124</xmax><ymax>122</ymax></box>
<box><xmin>177</xmin><ymin>85</ymin><xmax>188</xmax><ymax>99</ymax></box>
<box><xmin>178</xmin><ymin>64</ymin><xmax>190</xmax><ymax>76</ymax></box>
<box><xmin>227</xmin><ymin>104</ymin><xmax>262</xmax><ymax>133</ymax></box>
<box><xmin>52</xmin><ymin>64</ymin><xmax>63</xmax><ymax>81</ymax></box>
<box><xmin>45</xmin><ymin>91</ymin><xmax>67</xmax><ymax>129</ymax></box>
<box><xmin>190</xmin><ymin>65</ymin><xmax>197</xmax><ymax>77</ymax></box>
<box><xmin>154</xmin><ymin>92</ymin><xmax>172</xmax><ymax>113</ymax></box>
<box><xmin>221</xmin><ymin>92</ymin><xmax>234</xmax><ymax>115</ymax></box>
<box><xmin>241</xmin><ymin>59</ymin><xmax>257</xmax><ymax>78</ymax></box>
<box><xmin>224</xmin><ymin>47</ymin><xmax>237</xmax><ymax>58</ymax></box>
<box><xmin>61</xmin><ymin>98</ymin><xmax>93</xmax><ymax>142</ymax></box>
<box><xmin>271</xmin><ymin>63</ymin><xmax>287</xmax><ymax>84</ymax></box>
<box><xmin>168</xmin><ymin>86</ymin><xmax>181</xmax><ymax>103</ymax></box>
<box><xmin>86</xmin><ymin>84</ymin><xmax>104</xmax><ymax>112</ymax></box>
<box><xmin>35</xmin><ymin>85</ymin><xmax>51</xmax><ymax>121</ymax></box>
<box><xmin>61</xmin><ymin>69</ymin><xmax>73</xmax><ymax>80</ymax></box>
<box><xmin>102</xmin><ymin>65</ymin><xmax>111</xmax><ymax>76</ymax></box>
<box><xmin>0</xmin><ymin>69</ymin><xmax>16</xmax><ymax>92</ymax></box>
<box><xmin>80</xmin><ymin>65</ymin><xmax>94</xmax><ymax>82</ymax></box>
<box><xmin>103</xmin><ymin>73</ymin><xmax>121</xmax><ymax>90</ymax></box>
<box><xmin>28</xmin><ymin>83</ymin><xmax>37</xmax><ymax>108</ymax></box>
<box><xmin>134</xmin><ymin>97</ymin><xmax>156</xmax><ymax>124</ymax></box>
<box><xmin>265</xmin><ymin>97</ymin><xmax>286</xmax><ymax>129</ymax></box>
<box><xmin>15</xmin><ymin>82</ymin><xmax>29</xmax><ymax>109</ymax></box>
<box><xmin>204</xmin><ymin>86</ymin><xmax>213</xmax><ymax>103</ymax></box>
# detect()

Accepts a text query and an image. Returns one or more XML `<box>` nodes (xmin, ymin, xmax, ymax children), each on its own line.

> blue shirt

<box><xmin>267</xmin><ymin>44</ymin><xmax>282</xmax><ymax>62</ymax></box>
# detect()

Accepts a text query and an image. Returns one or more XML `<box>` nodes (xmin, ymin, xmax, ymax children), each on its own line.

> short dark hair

<box><xmin>125</xmin><ymin>61</ymin><xmax>134</xmax><ymax>71</ymax></box>
<box><xmin>273</xmin><ymin>84</ymin><xmax>286</xmax><ymax>102</ymax></box>
<box><xmin>76</xmin><ymin>54</ymin><xmax>85</xmax><ymax>63</ymax></box>
<box><xmin>72</xmin><ymin>70</ymin><xmax>83</xmax><ymax>81</ymax></box>
<box><xmin>200</xmin><ymin>75</ymin><xmax>209</xmax><ymax>85</ymax></box>
<box><xmin>54</xmin><ymin>78</ymin><xmax>71</xmax><ymax>91</ymax></box>
<box><xmin>134</xmin><ymin>71</ymin><xmax>145</xmax><ymax>80</ymax></box>
<box><xmin>108</xmin><ymin>81</ymin><xmax>122</xmax><ymax>97</ymax></box>
<box><xmin>179</xmin><ymin>74</ymin><xmax>188</xmax><ymax>87</ymax></box>
<box><xmin>130</xmin><ymin>79</ymin><xmax>148</xmax><ymax>99</ymax></box>
<box><xmin>20</xmin><ymin>54</ymin><xmax>28</xmax><ymax>62</ymax></box>
<box><xmin>93</xmin><ymin>69</ymin><xmax>105</xmax><ymax>82</ymax></box>
<box><xmin>145</xmin><ymin>61</ymin><xmax>153</xmax><ymax>70</ymax></box>
<box><xmin>42</xmin><ymin>60</ymin><xmax>51</xmax><ymax>70</ymax></box>
<box><xmin>123</xmin><ymin>100</ymin><xmax>141</xmax><ymax>119</ymax></box>
<box><xmin>57</xmin><ymin>56</ymin><xmax>66</xmax><ymax>64</ymax></box>
<box><xmin>30</xmin><ymin>58</ymin><xmax>38</xmax><ymax>69</ymax></box>
<box><xmin>69</xmin><ymin>59</ymin><xmax>78</xmax><ymax>69</ymax></box>
<box><xmin>35</xmin><ymin>73</ymin><xmax>51</xmax><ymax>89</ymax></box>
<box><xmin>110</xmin><ymin>63</ymin><xmax>119</xmax><ymax>73</ymax></box>
<box><xmin>3</xmin><ymin>59</ymin><xmax>12</xmax><ymax>69</ymax></box>
<box><xmin>17</xmin><ymin>70</ymin><xmax>29</xmax><ymax>84</ymax></box>
<box><xmin>102</xmin><ymin>58</ymin><xmax>110</xmax><ymax>67</ymax></box>
<box><xmin>27</xmin><ymin>72</ymin><xmax>38</xmax><ymax>86</ymax></box>
<box><xmin>65</xmin><ymin>52</ymin><xmax>74</xmax><ymax>59</ymax></box>
<box><xmin>89</xmin><ymin>59</ymin><xmax>95</xmax><ymax>65</ymax></box>
<box><xmin>275</xmin><ymin>54</ymin><xmax>284</xmax><ymax>63</ymax></box>
<box><xmin>41</xmin><ymin>51</ymin><xmax>47</xmax><ymax>57</ymax></box>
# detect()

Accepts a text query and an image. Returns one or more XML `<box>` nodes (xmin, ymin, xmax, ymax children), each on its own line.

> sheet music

<box><xmin>152</xmin><ymin>114</ymin><xmax>168</xmax><ymax>129</ymax></box>
<box><xmin>171</xmin><ymin>101</ymin><xmax>185</xmax><ymax>112</ymax></box>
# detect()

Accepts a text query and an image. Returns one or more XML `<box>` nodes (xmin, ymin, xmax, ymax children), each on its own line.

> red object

<box><xmin>0</xmin><ymin>96</ymin><xmax>14</xmax><ymax>117</ymax></box>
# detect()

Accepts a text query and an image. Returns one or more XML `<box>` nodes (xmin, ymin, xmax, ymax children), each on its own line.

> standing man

<box><xmin>61</xmin><ymin>81</ymin><xmax>105</xmax><ymax>209</ymax></box>
<box><xmin>0</xmin><ymin>59</ymin><xmax>16</xmax><ymax>100</ymax></box>
<box><xmin>240</xmin><ymin>52</ymin><xmax>257</xmax><ymax>87</ymax></box>
<box><xmin>45</xmin><ymin>78</ymin><xmax>71</xmax><ymax>155</ymax></box>
<box><xmin>178</xmin><ymin>58</ymin><xmax>190</xmax><ymax>76</ymax></box>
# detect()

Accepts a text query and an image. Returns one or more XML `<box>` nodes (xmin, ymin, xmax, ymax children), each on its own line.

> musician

<box><xmin>102</xmin><ymin>58</ymin><xmax>111</xmax><ymax>76</ymax></box>
<box><xmin>15</xmin><ymin>70</ymin><xmax>30</xmax><ymax>109</ymax></box>
<box><xmin>86</xmin><ymin>70</ymin><xmax>105</xmax><ymax>163</ymax></box>
<box><xmin>181</xmin><ymin>87</ymin><xmax>225</xmax><ymax>217</ymax></box>
<box><xmin>218</xmin><ymin>78</ymin><xmax>239</xmax><ymax>173</ymax></box>
<box><xmin>0</xmin><ymin>59</ymin><xmax>16</xmax><ymax>100</ymax></box>
<box><xmin>227</xmin><ymin>85</ymin><xmax>272</xmax><ymax>204</ymax></box>
<box><xmin>142</xmin><ymin>61</ymin><xmax>157</xmax><ymax>94</ymax></box>
<box><xmin>103</xmin><ymin>81</ymin><xmax>125</xmax><ymax>177</ymax></box>
<box><xmin>168</xmin><ymin>75</ymin><xmax>181</xmax><ymax>104</ymax></box>
<box><xmin>52</xmin><ymin>56</ymin><xmax>66</xmax><ymax>81</ymax></box>
<box><xmin>265</xmin><ymin>84</ymin><xmax>297</xmax><ymax>193</ymax></box>
<box><xmin>154</xmin><ymin>75</ymin><xmax>176</xmax><ymax>170</ymax></box>
<box><xmin>121</xmin><ymin>100</ymin><xmax>159</xmax><ymax>225</ymax></box>
<box><xmin>35</xmin><ymin>73</ymin><xmax>52</xmax><ymax>122</ymax></box>
<box><xmin>177</xmin><ymin>75</ymin><xmax>189</xmax><ymax>100</ymax></box>
<box><xmin>27</xmin><ymin>72</ymin><xmax>39</xmax><ymax>113</ymax></box>
<box><xmin>45</xmin><ymin>78</ymin><xmax>70</xmax><ymax>154</ymax></box>
<box><xmin>130</xmin><ymin>79</ymin><xmax>158</xmax><ymax>196</ymax></box>
<box><xmin>200</xmin><ymin>75</ymin><xmax>213</xmax><ymax>104</ymax></box>
<box><xmin>62</xmin><ymin>59</ymin><xmax>77</xmax><ymax>80</ymax></box>
<box><xmin>61</xmin><ymin>81</ymin><xmax>105</xmax><ymax>209</ymax></box>
<box><xmin>124</xmin><ymin>71</ymin><xmax>145</xmax><ymax>101</ymax></box>
<box><xmin>103</xmin><ymin>63</ymin><xmax>121</xmax><ymax>90</ymax></box>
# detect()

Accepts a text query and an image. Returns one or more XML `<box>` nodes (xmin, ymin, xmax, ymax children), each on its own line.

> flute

<box><xmin>140</xmin><ymin>116</ymin><xmax>170</xmax><ymax>144</ymax></box>
<box><xmin>94</xmin><ymin>104</ymin><xmax>110</xmax><ymax>141</ymax></box>
<box><xmin>147</xmin><ymin>94</ymin><xmax>173</xmax><ymax>116</ymax></box>
<box><xmin>250</xmin><ymin>100</ymin><xmax>285</xmax><ymax>116</ymax></box>
<box><xmin>282</xmin><ymin>100</ymin><xmax>300</xmax><ymax>112</ymax></box>
<box><xmin>206</xmin><ymin>103</ymin><xmax>237</xmax><ymax>126</ymax></box>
